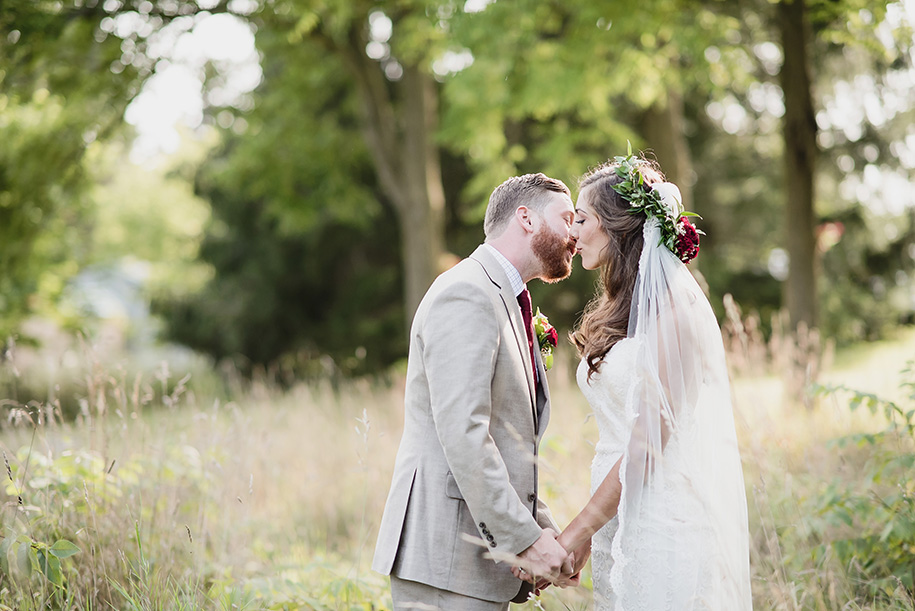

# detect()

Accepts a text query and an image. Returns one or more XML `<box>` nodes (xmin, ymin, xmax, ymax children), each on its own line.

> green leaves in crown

<box><xmin>608</xmin><ymin>143</ymin><xmax>702</xmax><ymax>260</ymax></box>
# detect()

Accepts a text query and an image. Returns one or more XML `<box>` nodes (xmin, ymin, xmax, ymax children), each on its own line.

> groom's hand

<box><xmin>514</xmin><ymin>529</ymin><xmax>572</xmax><ymax>584</ymax></box>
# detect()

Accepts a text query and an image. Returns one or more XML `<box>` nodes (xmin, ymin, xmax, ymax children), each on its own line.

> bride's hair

<box><xmin>571</xmin><ymin>157</ymin><xmax>665</xmax><ymax>379</ymax></box>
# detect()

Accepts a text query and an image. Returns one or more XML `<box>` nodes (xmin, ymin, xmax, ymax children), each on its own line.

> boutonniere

<box><xmin>533</xmin><ymin>308</ymin><xmax>559</xmax><ymax>371</ymax></box>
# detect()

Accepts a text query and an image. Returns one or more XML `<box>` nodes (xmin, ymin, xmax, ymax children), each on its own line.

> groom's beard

<box><xmin>532</xmin><ymin>224</ymin><xmax>574</xmax><ymax>283</ymax></box>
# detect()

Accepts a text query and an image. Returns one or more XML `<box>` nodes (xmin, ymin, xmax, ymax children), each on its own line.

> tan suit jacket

<box><xmin>372</xmin><ymin>245</ymin><xmax>558</xmax><ymax>602</ymax></box>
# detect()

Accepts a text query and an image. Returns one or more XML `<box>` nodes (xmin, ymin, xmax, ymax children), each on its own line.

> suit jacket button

<box><xmin>490</xmin><ymin>541</ymin><xmax>497</xmax><ymax>547</ymax></box>
<box><xmin>486</xmin><ymin>534</ymin><xmax>494</xmax><ymax>542</ymax></box>
<box><xmin>528</xmin><ymin>493</ymin><xmax>536</xmax><ymax>502</ymax></box>
<box><xmin>479</xmin><ymin>522</ymin><xmax>486</xmax><ymax>528</ymax></box>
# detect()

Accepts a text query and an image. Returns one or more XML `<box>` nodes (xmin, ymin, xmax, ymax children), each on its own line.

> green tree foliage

<box><xmin>0</xmin><ymin>0</ymin><xmax>234</xmax><ymax>340</ymax></box>
<box><xmin>0</xmin><ymin>0</ymin><xmax>131</xmax><ymax>338</ymax></box>
<box><xmin>642</xmin><ymin>0</ymin><xmax>915</xmax><ymax>341</ymax></box>
<box><xmin>438</xmin><ymin>1</ymin><xmax>780</xmax><ymax>335</ymax></box>
<box><xmin>155</xmin><ymin>159</ymin><xmax>407</xmax><ymax>377</ymax></box>
<box><xmin>0</xmin><ymin>93</ymin><xmax>93</xmax><ymax>338</ymax></box>
<box><xmin>154</xmin><ymin>30</ymin><xmax>406</xmax><ymax>377</ymax></box>
<box><xmin>3</xmin><ymin>0</ymin><xmax>913</xmax><ymax>375</ymax></box>
<box><xmin>157</xmin><ymin>0</ymin><xmax>914</xmax><ymax>376</ymax></box>
<box><xmin>265</xmin><ymin>0</ymin><xmax>452</xmax><ymax>323</ymax></box>
<box><xmin>86</xmin><ymin>141</ymin><xmax>213</xmax><ymax>297</ymax></box>
<box><xmin>814</xmin><ymin>3</ymin><xmax>915</xmax><ymax>340</ymax></box>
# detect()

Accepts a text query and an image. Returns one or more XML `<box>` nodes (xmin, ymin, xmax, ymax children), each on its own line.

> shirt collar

<box><xmin>483</xmin><ymin>243</ymin><xmax>526</xmax><ymax>297</ymax></box>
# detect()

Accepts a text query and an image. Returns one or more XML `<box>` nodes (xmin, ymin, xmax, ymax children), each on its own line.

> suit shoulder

<box><xmin>439</xmin><ymin>256</ymin><xmax>490</xmax><ymax>284</ymax></box>
<box><xmin>414</xmin><ymin>259</ymin><xmax>499</xmax><ymax>325</ymax></box>
<box><xmin>427</xmin><ymin>258</ymin><xmax>494</xmax><ymax>297</ymax></box>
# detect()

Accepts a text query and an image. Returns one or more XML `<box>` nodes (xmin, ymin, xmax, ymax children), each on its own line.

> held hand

<box><xmin>568</xmin><ymin>537</ymin><xmax>591</xmax><ymax>578</ymax></box>
<box><xmin>548</xmin><ymin>546</ymin><xmax>585</xmax><ymax>588</ymax></box>
<box><xmin>511</xmin><ymin>529</ymin><xmax>572</xmax><ymax>584</ymax></box>
<box><xmin>552</xmin><ymin>533</ymin><xmax>591</xmax><ymax>588</ymax></box>
<box><xmin>513</xmin><ymin>544</ymin><xmax>581</xmax><ymax>589</ymax></box>
<box><xmin>554</xmin><ymin>548</ymin><xmax>582</xmax><ymax>587</ymax></box>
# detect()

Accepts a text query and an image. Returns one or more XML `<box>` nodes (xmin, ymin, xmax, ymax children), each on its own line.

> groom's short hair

<box><xmin>484</xmin><ymin>173</ymin><xmax>571</xmax><ymax>239</ymax></box>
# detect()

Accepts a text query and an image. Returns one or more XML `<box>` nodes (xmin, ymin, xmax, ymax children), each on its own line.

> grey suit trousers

<box><xmin>391</xmin><ymin>575</ymin><xmax>510</xmax><ymax>611</ymax></box>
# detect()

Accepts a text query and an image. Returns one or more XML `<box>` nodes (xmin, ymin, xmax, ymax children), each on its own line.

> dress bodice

<box><xmin>576</xmin><ymin>337</ymin><xmax>639</xmax><ymax>492</ymax></box>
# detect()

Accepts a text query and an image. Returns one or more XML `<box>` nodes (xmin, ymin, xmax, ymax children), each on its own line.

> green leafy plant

<box><xmin>809</xmin><ymin>361</ymin><xmax>915</xmax><ymax>600</ymax></box>
<box><xmin>0</xmin><ymin>532</ymin><xmax>80</xmax><ymax>587</ymax></box>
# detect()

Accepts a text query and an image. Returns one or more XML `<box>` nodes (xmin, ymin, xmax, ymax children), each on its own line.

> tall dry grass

<box><xmin>0</xmin><ymin>319</ymin><xmax>913</xmax><ymax>609</ymax></box>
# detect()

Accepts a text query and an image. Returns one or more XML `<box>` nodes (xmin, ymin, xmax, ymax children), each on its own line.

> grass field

<box><xmin>1</xmin><ymin>326</ymin><xmax>914</xmax><ymax>610</ymax></box>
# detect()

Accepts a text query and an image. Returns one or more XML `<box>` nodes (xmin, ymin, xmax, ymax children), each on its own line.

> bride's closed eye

<box><xmin>575</xmin><ymin>219</ymin><xmax>586</xmax><ymax>225</ymax></box>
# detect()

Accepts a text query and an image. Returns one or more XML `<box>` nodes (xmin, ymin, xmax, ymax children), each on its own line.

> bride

<box><xmin>524</xmin><ymin>153</ymin><xmax>752</xmax><ymax>609</ymax></box>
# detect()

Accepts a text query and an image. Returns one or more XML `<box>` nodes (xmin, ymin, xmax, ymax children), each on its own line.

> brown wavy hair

<box><xmin>571</xmin><ymin>157</ymin><xmax>665</xmax><ymax>380</ymax></box>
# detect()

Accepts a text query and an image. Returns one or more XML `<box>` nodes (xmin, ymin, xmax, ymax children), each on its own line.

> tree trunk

<box><xmin>398</xmin><ymin>65</ymin><xmax>446</xmax><ymax>325</ymax></box>
<box><xmin>778</xmin><ymin>0</ymin><xmax>819</xmax><ymax>330</ymax></box>
<box><xmin>336</xmin><ymin>26</ymin><xmax>446</xmax><ymax>329</ymax></box>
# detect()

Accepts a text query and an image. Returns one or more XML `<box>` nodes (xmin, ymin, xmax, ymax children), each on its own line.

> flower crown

<box><xmin>609</xmin><ymin>147</ymin><xmax>703</xmax><ymax>264</ymax></box>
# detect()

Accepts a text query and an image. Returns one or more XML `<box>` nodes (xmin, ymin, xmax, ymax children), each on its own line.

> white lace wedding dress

<box><xmin>577</xmin><ymin>333</ymin><xmax>752</xmax><ymax>610</ymax></box>
<box><xmin>570</xmin><ymin>181</ymin><xmax>751</xmax><ymax>610</ymax></box>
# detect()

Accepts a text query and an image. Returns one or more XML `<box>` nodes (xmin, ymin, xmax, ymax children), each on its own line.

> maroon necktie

<box><xmin>517</xmin><ymin>289</ymin><xmax>537</xmax><ymax>385</ymax></box>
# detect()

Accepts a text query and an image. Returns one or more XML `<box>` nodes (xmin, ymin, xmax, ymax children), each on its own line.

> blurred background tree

<box><xmin>1</xmin><ymin>0</ymin><xmax>135</xmax><ymax>339</ymax></box>
<box><xmin>1</xmin><ymin>0</ymin><xmax>913</xmax><ymax>379</ymax></box>
<box><xmin>0</xmin><ymin>0</ymin><xmax>237</xmax><ymax>341</ymax></box>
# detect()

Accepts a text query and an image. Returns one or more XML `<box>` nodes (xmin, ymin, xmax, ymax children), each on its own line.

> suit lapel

<box><xmin>533</xmin><ymin>342</ymin><xmax>550</xmax><ymax>435</ymax></box>
<box><xmin>469</xmin><ymin>247</ymin><xmax>538</xmax><ymax>419</ymax></box>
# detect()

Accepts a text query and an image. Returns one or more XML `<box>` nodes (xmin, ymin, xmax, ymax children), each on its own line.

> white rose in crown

<box><xmin>651</xmin><ymin>181</ymin><xmax>684</xmax><ymax>220</ymax></box>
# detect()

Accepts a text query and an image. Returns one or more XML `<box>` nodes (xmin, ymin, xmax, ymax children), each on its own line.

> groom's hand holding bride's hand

<box><xmin>533</xmin><ymin>549</ymin><xmax>582</xmax><ymax>590</ymax></box>
<box><xmin>546</xmin><ymin>540</ymin><xmax>589</xmax><ymax>589</ymax></box>
<box><xmin>519</xmin><ymin>532</ymin><xmax>591</xmax><ymax>590</ymax></box>
<box><xmin>511</xmin><ymin>529</ymin><xmax>571</xmax><ymax>586</ymax></box>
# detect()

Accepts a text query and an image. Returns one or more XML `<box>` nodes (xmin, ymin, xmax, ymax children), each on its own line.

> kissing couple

<box><xmin>373</xmin><ymin>153</ymin><xmax>753</xmax><ymax>610</ymax></box>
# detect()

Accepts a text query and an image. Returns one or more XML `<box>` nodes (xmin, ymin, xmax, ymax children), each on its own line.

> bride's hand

<box><xmin>571</xmin><ymin>537</ymin><xmax>591</xmax><ymax>575</ymax></box>
<box><xmin>556</xmin><ymin>533</ymin><xmax>591</xmax><ymax>587</ymax></box>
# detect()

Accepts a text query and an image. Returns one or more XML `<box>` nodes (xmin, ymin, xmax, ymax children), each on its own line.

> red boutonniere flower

<box><xmin>533</xmin><ymin>308</ymin><xmax>558</xmax><ymax>371</ymax></box>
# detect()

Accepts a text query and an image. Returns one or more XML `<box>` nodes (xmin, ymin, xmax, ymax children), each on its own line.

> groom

<box><xmin>372</xmin><ymin>173</ymin><xmax>579</xmax><ymax>609</ymax></box>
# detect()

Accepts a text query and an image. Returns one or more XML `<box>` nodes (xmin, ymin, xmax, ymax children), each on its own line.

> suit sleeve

<box><xmin>536</xmin><ymin>498</ymin><xmax>560</xmax><ymax>533</ymax></box>
<box><xmin>421</xmin><ymin>280</ymin><xmax>542</xmax><ymax>557</ymax></box>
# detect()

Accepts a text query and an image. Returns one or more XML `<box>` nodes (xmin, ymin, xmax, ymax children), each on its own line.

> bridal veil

<box><xmin>607</xmin><ymin>215</ymin><xmax>752</xmax><ymax>610</ymax></box>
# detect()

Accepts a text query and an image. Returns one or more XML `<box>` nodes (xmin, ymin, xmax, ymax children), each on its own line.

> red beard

<box><xmin>532</xmin><ymin>224</ymin><xmax>574</xmax><ymax>283</ymax></box>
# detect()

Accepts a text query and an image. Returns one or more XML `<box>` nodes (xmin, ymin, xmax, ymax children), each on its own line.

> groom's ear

<box><xmin>515</xmin><ymin>206</ymin><xmax>535</xmax><ymax>234</ymax></box>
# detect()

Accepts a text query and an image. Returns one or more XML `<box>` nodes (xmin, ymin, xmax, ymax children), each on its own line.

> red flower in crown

<box><xmin>676</xmin><ymin>216</ymin><xmax>701</xmax><ymax>264</ymax></box>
